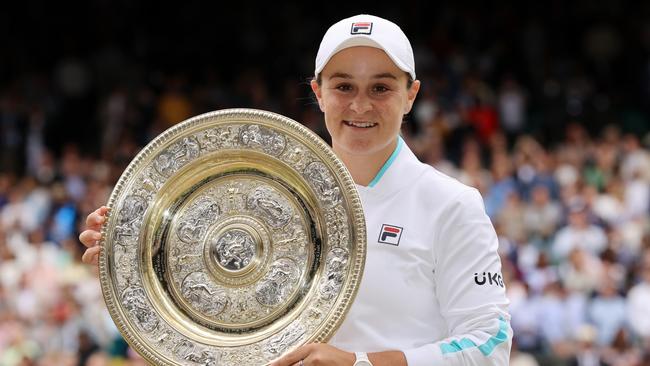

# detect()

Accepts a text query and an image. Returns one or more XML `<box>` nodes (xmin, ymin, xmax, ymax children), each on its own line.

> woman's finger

<box><xmin>82</xmin><ymin>246</ymin><xmax>101</xmax><ymax>265</ymax></box>
<box><xmin>79</xmin><ymin>229</ymin><xmax>102</xmax><ymax>248</ymax></box>
<box><xmin>85</xmin><ymin>206</ymin><xmax>109</xmax><ymax>230</ymax></box>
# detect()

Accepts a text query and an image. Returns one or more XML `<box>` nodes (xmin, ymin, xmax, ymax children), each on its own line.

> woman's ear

<box><xmin>404</xmin><ymin>79</ymin><xmax>421</xmax><ymax>114</ymax></box>
<box><xmin>311</xmin><ymin>79</ymin><xmax>325</xmax><ymax>112</ymax></box>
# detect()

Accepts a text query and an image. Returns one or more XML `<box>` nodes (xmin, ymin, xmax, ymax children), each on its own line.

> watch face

<box><xmin>354</xmin><ymin>361</ymin><xmax>372</xmax><ymax>366</ymax></box>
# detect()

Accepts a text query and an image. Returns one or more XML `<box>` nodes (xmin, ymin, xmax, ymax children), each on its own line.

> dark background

<box><xmin>2</xmin><ymin>1</ymin><xmax>649</xmax><ymax>161</ymax></box>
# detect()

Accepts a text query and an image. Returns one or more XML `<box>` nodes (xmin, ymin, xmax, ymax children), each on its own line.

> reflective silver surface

<box><xmin>99</xmin><ymin>109</ymin><xmax>366</xmax><ymax>365</ymax></box>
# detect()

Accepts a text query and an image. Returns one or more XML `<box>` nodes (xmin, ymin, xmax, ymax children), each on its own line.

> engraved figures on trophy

<box><xmin>246</xmin><ymin>186</ymin><xmax>292</xmax><ymax>228</ymax></box>
<box><xmin>199</xmin><ymin>126</ymin><xmax>239</xmax><ymax>151</ymax></box>
<box><xmin>113</xmin><ymin>245</ymin><xmax>137</xmax><ymax>287</ymax></box>
<box><xmin>115</xmin><ymin>195</ymin><xmax>148</xmax><ymax>238</ymax></box>
<box><xmin>303</xmin><ymin>162</ymin><xmax>341</xmax><ymax>208</ymax></box>
<box><xmin>319</xmin><ymin>248</ymin><xmax>349</xmax><ymax>300</ymax></box>
<box><xmin>173</xmin><ymin>339</ymin><xmax>221</xmax><ymax>366</ymax></box>
<box><xmin>262</xmin><ymin>323</ymin><xmax>306</xmax><ymax>361</ymax></box>
<box><xmin>180</xmin><ymin>272</ymin><xmax>229</xmax><ymax>317</ymax></box>
<box><xmin>211</xmin><ymin>229</ymin><xmax>256</xmax><ymax>271</ymax></box>
<box><xmin>176</xmin><ymin>197</ymin><xmax>221</xmax><ymax>244</ymax></box>
<box><xmin>255</xmin><ymin>258</ymin><xmax>300</xmax><ymax>307</ymax></box>
<box><xmin>153</xmin><ymin>137</ymin><xmax>201</xmax><ymax>177</ymax></box>
<box><xmin>283</xmin><ymin>145</ymin><xmax>308</xmax><ymax>171</ymax></box>
<box><xmin>166</xmin><ymin>179</ymin><xmax>309</xmax><ymax>324</ymax></box>
<box><xmin>121</xmin><ymin>286</ymin><xmax>159</xmax><ymax>333</ymax></box>
<box><xmin>240</xmin><ymin>124</ymin><xmax>287</xmax><ymax>156</ymax></box>
<box><xmin>325</xmin><ymin>205</ymin><xmax>349</xmax><ymax>248</ymax></box>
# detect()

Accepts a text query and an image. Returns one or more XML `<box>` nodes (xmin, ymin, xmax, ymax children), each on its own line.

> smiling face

<box><xmin>311</xmin><ymin>46</ymin><xmax>420</xmax><ymax>160</ymax></box>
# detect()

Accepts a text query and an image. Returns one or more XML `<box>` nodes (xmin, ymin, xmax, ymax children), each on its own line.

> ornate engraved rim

<box><xmin>99</xmin><ymin>108</ymin><xmax>366</xmax><ymax>365</ymax></box>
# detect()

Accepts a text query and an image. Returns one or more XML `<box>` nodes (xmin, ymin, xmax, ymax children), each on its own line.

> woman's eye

<box><xmin>335</xmin><ymin>84</ymin><xmax>352</xmax><ymax>92</ymax></box>
<box><xmin>372</xmin><ymin>85</ymin><xmax>389</xmax><ymax>93</ymax></box>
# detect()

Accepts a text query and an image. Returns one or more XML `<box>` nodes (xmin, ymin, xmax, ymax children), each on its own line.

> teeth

<box><xmin>344</xmin><ymin>120</ymin><xmax>377</xmax><ymax>128</ymax></box>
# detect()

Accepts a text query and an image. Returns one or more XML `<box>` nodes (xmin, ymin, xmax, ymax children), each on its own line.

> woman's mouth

<box><xmin>343</xmin><ymin>120</ymin><xmax>378</xmax><ymax>128</ymax></box>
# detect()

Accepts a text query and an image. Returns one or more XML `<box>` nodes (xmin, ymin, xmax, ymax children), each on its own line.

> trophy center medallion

<box><xmin>211</xmin><ymin>228</ymin><xmax>256</xmax><ymax>272</ymax></box>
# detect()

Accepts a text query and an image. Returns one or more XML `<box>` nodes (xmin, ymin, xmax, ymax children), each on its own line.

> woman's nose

<box><xmin>349</xmin><ymin>93</ymin><xmax>372</xmax><ymax>114</ymax></box>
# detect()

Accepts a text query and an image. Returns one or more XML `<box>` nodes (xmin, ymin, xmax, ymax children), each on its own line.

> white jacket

<box><xmin>330</xmin><ymin>138</ymin><xmax>512</xmax><ymax>365</ymax></box>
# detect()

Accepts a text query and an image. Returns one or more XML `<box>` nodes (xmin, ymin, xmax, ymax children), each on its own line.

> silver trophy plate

<box><xmin>99</xmin><ymin>109</ymin><xmax>366</xmax><ymax>365</ymax></box>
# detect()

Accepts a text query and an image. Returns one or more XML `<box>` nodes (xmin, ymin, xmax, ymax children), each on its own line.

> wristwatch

<box><xmin>353</xmin><ymin>352</ymin><xmax>373</xmax><ymax>366</ymax></box>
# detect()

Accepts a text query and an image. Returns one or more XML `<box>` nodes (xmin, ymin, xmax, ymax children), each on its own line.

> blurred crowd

<box><xmin>409</xmin><ymin>125</ymin><xmax>650</xmax><ymax>366</ymax></box>
<box><xmin>2</xmin><ymin>2</ymin><xmax>650</xmax><ymax>366</ymax></box>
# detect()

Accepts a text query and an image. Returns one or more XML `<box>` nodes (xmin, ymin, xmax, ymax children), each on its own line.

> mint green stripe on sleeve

<box><xmin>440</xmin><ymin>317</ymin><xmax>509</xmax><ymax>356</ymax></box>
<box><xmin>440</xmin><ymin>338</ymin><xmax>477</xmax><ymax>354</ymax></box>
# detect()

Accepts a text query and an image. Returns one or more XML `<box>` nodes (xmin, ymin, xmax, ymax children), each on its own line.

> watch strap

<box><xmin>353</xmin><ymin>352</ymin><xmax>373</xmax><ymax>366</ymax></box>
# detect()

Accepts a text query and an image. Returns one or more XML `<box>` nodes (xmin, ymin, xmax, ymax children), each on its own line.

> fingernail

<box><xmin>96</xmin><ymin>217</ymin><xmax>104</xmax><ymax>224</ymax></box>
<box><xmin>93</xmin><ymin>233</ymin><xmax>102</xmax><ymax>240</ymax></box>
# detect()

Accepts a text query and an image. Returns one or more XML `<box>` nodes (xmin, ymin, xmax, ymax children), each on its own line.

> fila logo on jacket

<box><xmin>378</xmin><ymin>224</ymin><xmax>403</xmax><ymax>246</ymax></box>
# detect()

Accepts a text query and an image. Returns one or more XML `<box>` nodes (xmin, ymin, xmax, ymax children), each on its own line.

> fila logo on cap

<box><xmin>351</xmin><ymin>22</ymin><xmax>372</xmax><ymax>35</ymax></box>
<box><xmin>378</xmin><ymin>224</ymin><xmax>403</xmax><ymax>246</ymax></box>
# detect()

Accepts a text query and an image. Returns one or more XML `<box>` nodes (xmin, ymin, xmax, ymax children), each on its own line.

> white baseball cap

<box><xmin>315</xmin><ymin>14</ymin><xmax>416</xmax><ymax>80</ymax></box>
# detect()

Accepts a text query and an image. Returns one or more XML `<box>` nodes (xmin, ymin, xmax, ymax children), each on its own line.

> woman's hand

<box><xmin>270</xmin><ymin>343</ymin><xmax>355</xmax><ymax>366</ymax></box>
<box><xmin>78</xmin><ymin>206</ymin><xmax>109</xmax><ymax>264</ymax></box>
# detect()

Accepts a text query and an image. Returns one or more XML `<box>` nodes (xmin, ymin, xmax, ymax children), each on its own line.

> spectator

<box><xmin>559</xmin><ymin>248</ymin><xmax>604</xmax><ymax>295</ymax></box>
<box><xmin>591</xmin><ymin>178</ymin><xmax>626</xmax><ymax>226</ymax></box>
<box><xmin>523</xmin><ymin>183</ymin><xmax>563</xmax><ymax>242</ymax></box>
<box><xmin>620</xmin><ymin>134</ymin><xmax>650</xmax><ymax>183</ymax></box>
<box><xmin>587</xmin><ymin>278</ymin><xmax>628</xmax><ymax>347</ymax></box>
<box><xmin>525</xmin><ymin>252</ymin><xmax>559</xmax><ymax>296</ymax></box>
<box><xmin>509</xmin><ymin>281</ymin><xmax>543</xmax><ymax>353</ymax></box>
<box><xmin>485</xmin><ymin>152</ymin><xmax>517</xmax><ymax>219</ymax></box>
<box><xmin>600</xmin><ymin>328</ymin><xmax>641</xmax><ymax>366</ymax></box>
<box><xmin>552</xmin><ymin>199</ymin><xmax>608</xmax><ymax>261</ymax></box>
<box><xmin>569</xmin><ymin>324</ymin><xmax>602</xmax><ymax>366</ymax></box>
<box><xmin>497</xmin><ymin>191</ymin><xmax>527</xmax><ymax>244</ymax></box>
<box><xmin>627</xmin><ymin>260</ymin><xmax>650</xmax><ymax>342</ymax></box>
<box><xmin>583</xmin><ymin>141</ymin><xmax>618</xmax><ymax>192</ymax></box>
<box><xmin>498</xmin><ymin>76</ymin><xmax>527</xmax><ymax>146</ymax></box>
<box><xmin>456</xmin><ymin>138</ymin><xmax>492</xmax><ymax>194</ymax></box>
<box><xmin>537</xmin><ymin>281</ymin><xmax>585</xmax><ymax>363</ymax></box>
<box><xmin>510</xmin><ymin>341</ymin><xmax>540</xmax><ymax>366</ymax></box>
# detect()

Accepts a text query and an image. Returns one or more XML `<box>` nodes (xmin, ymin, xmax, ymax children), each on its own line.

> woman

<box><xmin>80</xmin><ymin>14</ymin><xmax>511</xmax><ymax>366</ymax></box>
